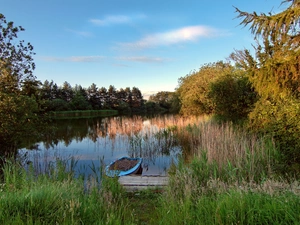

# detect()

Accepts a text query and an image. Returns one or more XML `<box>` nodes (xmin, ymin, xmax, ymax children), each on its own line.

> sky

<box><xmin>2</xmin><ymin>0</ymin><xmax>284</xmax><ymax>99</ymax></box>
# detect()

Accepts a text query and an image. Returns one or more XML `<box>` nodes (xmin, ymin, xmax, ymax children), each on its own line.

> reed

<box><xmin>157</xmin><ymin>120</ymin><xmax>300</xmax><ymax>225</ymax></box>
<box><xmin>175</xmin><ymin>121</ymin><xmax>280</xmax><ymax>182</ymax></box>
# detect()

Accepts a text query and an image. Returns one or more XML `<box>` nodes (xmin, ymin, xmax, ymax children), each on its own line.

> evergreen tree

<box><xmin>87</xmin><ymin>83</ymin><xmax>100</xmax><ymax>109</ymax></box>
<box><xmin>233</xmin><ymin>0</ymin><xmax>300</xmax><ymax>169</ymax></box>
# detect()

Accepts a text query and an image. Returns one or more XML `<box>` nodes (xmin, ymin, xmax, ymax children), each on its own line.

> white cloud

<box><xmin>66</xmin><ymin>29</ymin><xmax>93</xmax><ymax>37</ymax></box>
<box><xmin>40</xmin><ymin>56</ymin><xmax>105</xmax><ymax>62</ymax></box>
<box><xmin>89</xmin><ymin>16</ymin><xmax>130</xmax><ymax>26</ymax></box>
<box><xmin>116</xmin><ymin>56</ymin><xmax>171</xmax><ymax>63</ymax></box>
<box><xmin>89</xmin><ymin>14</ymin><xmax>146</xmax><ymax>26</ymax></box>
<box><xmin>119</xmin><ymin>25</ymin><xmax>222</xmax><ymax>49</ymax></box>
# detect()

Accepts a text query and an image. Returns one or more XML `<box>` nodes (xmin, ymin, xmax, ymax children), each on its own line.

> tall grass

<box><xmin>176</xmin><ymin>121</ymin><xmax>281</xmax><ymax>182</ymax></box>
<box><xmin>158</xmin><ymin>120</ymin><xmax>300</xmax><ymax>224</ymax></box>
<box><xmin>159</xmin><ymin>187</ymin><xmax>300</xmax><ymax>225</ymax></box>
<box><xmin>0</xmin><ymin>158</ymin><xmax>135</xmax><ymax>224</ymax></box>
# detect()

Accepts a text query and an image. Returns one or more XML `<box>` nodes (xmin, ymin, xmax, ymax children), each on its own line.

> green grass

<box><xmin>126</xmin><ymin>190</ymin><xmax>162</xmax><ymax>225</ymax></box>
<box><xmin>158</xmin><ymin>155</ymin><xmax>300</xmax><ymax>224</ymax></box>
<box><xmin>0</xmin><ymin>159</ymin><xmax>135</xmax><ymax>225</ymax></box>
<box><xmin>158</xmin><ymin>188</ymin><xmax>300</xmax><ymax>225</ymax></box>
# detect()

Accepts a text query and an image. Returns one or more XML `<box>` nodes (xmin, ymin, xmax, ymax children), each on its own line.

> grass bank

<box><xmin>1</xmin><ymin>157</ymin><xmax>299</xmax><ymax>224</ymax></box>
<box><xmin>49</xmin><ymin>109</ymin><xmax>118</xmax><ymax>119</ymax></box>
<box><xmin>0</xmin><ymin>159</ymin><xmax>134</xmax><ymax>224</ymax></box>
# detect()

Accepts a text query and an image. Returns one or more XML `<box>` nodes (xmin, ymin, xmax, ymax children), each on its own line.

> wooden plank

<box><xmin>118</xmin><ymin>175</ymin><xmax>169</xmax><ymax>192</ymax></box>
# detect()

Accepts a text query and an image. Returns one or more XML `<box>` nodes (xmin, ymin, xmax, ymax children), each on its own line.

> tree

<box><xmin>233</xmin><ymin>0</ymin><xmax>300</xmax><ymax>169</ymax></box>
<box><xmin>0</xmin><ymin>14</ymin><xmax>36</xmax><ymax>92</ymax></box>
<box><xmin>0</xmin><ymin>14</ymin><xmax>41</xmax><ymax>154</ymax></box>
<box><xmin>87</xmin><ymin>83</ymin><xmax>100</xmax><ymax>109</ymax></box>
<box><xmin>177</xmin><ymin>61</ymin><xmax>234</xmax><ymax>116</ymax></box>
<box><xmin>70</xmin><ymin>85</ymin><xmax>91</xmax><ymax>110</ymax></box>
<box><xmin>0</xmin><ymin>93</ymin><xmax>40</xmax><ymax>152</ymax></box>
<box><xmin>108</xmin><ymin>85</ymin><xmax>117</xmax><ymax>108</ymax></box>
<box><xmin>148</xmin><ymin>91</ymin><xmax>179</xmax><ymax>112</ymax></box>
<box><xmin>98</xmin><ymin>87</ymin><xmax>109</xmax><ymax>109</ymax></box>
<box><xmin>61</xmin><ymin>81</ymin><xmax>73</xmax><ymax>102</ymax></box>
<box><xmin>74</xmin><ymin>84</ymin><xmax>88</xmax><ymax>101</ymax></box>
<box><xmin>208</xmin><ymin>72</ymin><xmax>258</xmax><ymax>122</ymax></box>
<box><xmin>69</xmin><ymin>93</ymin><xmax>91</xmax><ymax>110</ymax></box>
<box><xmin>131</xmin><ymin>87</ymin><xmax>143</xmax><ymax>108</ymax></box>
<box><xmin>124</xmin><ymin>87</ymin><xmax>132</xmax><ymax>105</ymax></box>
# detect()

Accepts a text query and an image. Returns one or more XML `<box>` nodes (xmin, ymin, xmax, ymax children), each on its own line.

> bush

<box><xmin>209</xmin><ymin>74</ymin><xmax>257</xmax><ymax>122</ymax></box>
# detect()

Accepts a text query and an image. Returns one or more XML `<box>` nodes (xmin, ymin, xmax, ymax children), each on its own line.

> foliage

<box><xmin>232</xmin><ymin>0</ymin><xmax>300</xmax><ymax>168</ymax></box>
<box><xmin>46</xmin><ymin>98</ymin><xmax>70</xmax><ymax>111</ymax></box>
<box><xmin>149</xmin><ymin>91</ymin><xmax>172</xmax><ymax>109</ymax></box>
<box><xmin>69</xmin><ymin>92</ymin><xmax>92</xmax><ymax>110</ymax></box>
<box><xmin>208</xmin><ymin>73</ymin><xmax>258</xmax><ymax>122</ymax></box>
<box><xmin>0</xmin><ymin>14</ymin><xmax>36</xmax><ymax>90</ymax></box>
<box><xmin>0</xmin><ymin>93</ymin><xmax>40</xmax><ymax>153</ymax></box>
<box><xmin>249</xmin><ymin>97</ymin><xmax>300</xmax><ymax>170</ymax></box>
<box><xmin>177</xmin><ymin>61</ymin><xmax>235</xmax><ymax>116</ymax></box>
<box><xmin>40</xmin><ymin>81</ymin><xmax>147</xmax><ymax>113</ymax></box>
<box><xmin>148</xmin><ymin>91</ymin><xmax>180</xmax><ymax>113</ymax></box>
<box><xmin>144</xmin><ymin>100</ymin><xmax>166</xmax><ymax>113</ymax></box>
<box><xmin>0</xmin><ymin>14</ymin><xmax>43</xmax><ymax>154</ymax></box>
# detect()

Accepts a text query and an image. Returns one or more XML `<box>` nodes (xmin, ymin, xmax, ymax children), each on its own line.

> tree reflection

<box><xmin>19</xmin><ymin>114</ymin><xmax>207</xmax><ymax>176</ymax></box>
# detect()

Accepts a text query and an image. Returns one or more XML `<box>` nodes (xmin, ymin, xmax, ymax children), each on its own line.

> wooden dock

<box><xmin>118</xmin><ymin>175</ymin><xmax>169</xmax><ymax>192</ymax></box>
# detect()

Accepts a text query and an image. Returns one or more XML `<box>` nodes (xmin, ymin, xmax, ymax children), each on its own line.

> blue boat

<box><xmin>105</xmin><ymin>157</ymin><xmax>143</xmax><ymax>177</ymax></box>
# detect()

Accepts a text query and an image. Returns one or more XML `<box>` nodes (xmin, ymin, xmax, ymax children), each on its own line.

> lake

<box><xmin>18</xmin><ymin>114</ymin><xmax>183</xmax><ymax>177</ymax></box>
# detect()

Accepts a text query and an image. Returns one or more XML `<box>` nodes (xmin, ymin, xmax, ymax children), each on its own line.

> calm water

<box><xmin>18</xmin><ymin>115</ymin><xmax>182</xmax><ymax>177</ymax></box>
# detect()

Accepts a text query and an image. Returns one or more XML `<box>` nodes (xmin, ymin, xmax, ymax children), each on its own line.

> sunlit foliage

<box><xmin>177</xmin><ymin>61</ymin><xmax>235</xmax><ymax>116</ymax></box>
<box><xmin>232</xmin><ymin>0</ymin><xmax>300</xmax><ymax>168</ymax></box>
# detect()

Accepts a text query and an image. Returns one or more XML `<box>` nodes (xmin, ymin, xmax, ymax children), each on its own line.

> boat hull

<box><xmin>105</xmin><ymin>157</ymin><xmax>143</xmax><ymax>177</ymax></box>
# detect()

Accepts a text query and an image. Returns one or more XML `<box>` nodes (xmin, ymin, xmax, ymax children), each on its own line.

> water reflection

<box><xmin>19</xmin><ymin>115</ymin><xmax>182</xmax><ymax>177</ymax></box>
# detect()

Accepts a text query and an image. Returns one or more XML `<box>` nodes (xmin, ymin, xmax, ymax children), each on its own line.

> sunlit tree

<box><xmin>232</xmin><ymin>0</ymin><xmax>300</xmax><ymax>168</ymax></box>
<box><xmin>177</xmin><ymin>61</ymin><xmax>234</xmax><ymax>116</ymax></box>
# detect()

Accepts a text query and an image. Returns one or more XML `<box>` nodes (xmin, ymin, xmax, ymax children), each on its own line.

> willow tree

<box><xmin>232</xmin><ymin>0</ymin><xmax>300</xmax><ymax>168</ymax></box>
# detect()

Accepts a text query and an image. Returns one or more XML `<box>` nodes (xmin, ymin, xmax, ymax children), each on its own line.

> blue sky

<box><xmin>2</xmin><ymin>0</ymin><xmax>284</xmax><ymax>98</ymax></box>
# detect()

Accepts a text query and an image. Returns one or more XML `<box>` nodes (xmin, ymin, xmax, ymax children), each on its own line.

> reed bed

<box><xmin>158</xmin><ymin>119</ymin><xmax>300</xmax><ymax>225</ymax></box>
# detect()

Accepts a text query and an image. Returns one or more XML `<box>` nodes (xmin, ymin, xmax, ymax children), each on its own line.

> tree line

<box><xmin>36</xmin><ymin>81</ymin><xmax>144</xmax><ymax>113</ymax></box>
